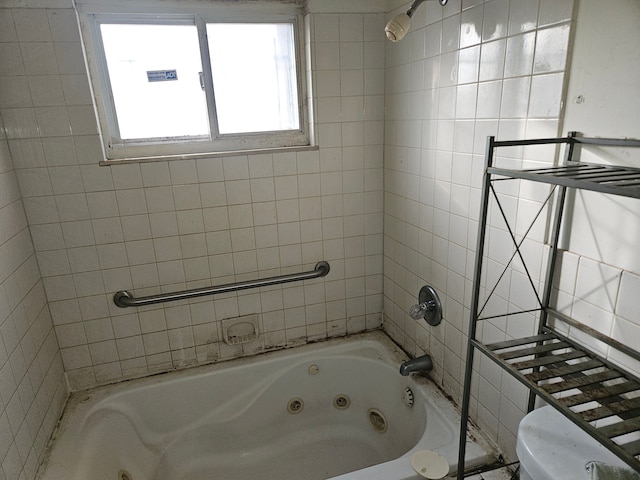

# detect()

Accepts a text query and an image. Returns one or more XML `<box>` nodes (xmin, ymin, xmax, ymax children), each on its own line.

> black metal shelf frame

<box><xmin>457</xmin><ymin>133</ymin><xmax>640</xmax><ymax>478</ymax></box>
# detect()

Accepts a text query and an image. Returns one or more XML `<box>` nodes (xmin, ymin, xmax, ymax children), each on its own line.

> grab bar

<box><xmin>113</xmin><ymin>261</ymin><xmax>330</xmax><ymax>308</ymax></box>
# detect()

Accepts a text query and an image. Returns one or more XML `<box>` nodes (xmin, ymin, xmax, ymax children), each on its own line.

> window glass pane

<box><xmin>206</xmin><ymin>23</ymin><xmax>300</xmax><ymax>135</ymax></box>
<box><xmin>101</xmin><ymin>24</ymin><xmax>209</xmax><ymax>140</ymax></box>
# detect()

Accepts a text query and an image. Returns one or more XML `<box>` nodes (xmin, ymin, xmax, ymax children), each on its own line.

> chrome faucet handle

<box><xmin>409</xmin><ymin>302</ymin><xmax>426</xmax><ymax>319</ymax></box>
<box><xmin>408</xmin><ymin>286</ymin><xmax>442</xmax><ymax>326</ymax></box>
<box><xmin>409</xmin><ymin>301</ymin><xmax>436</xmax><ymax>319</ymax></box>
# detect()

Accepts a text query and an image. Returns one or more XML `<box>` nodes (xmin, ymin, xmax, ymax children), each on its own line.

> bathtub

<box><xmin>37</xmin><ymin>331</ymin><xmax>493</xmax><ymax>480</ymax></box>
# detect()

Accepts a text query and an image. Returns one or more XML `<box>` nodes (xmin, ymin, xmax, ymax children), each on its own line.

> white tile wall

<box><xmin>382</xmin><ymin>0</ymin><xmax>574</xmax><ymax>460</ymax></box>
<box><xmin>0</xmin><ymin>106</ymin><xmax>66</xmax><ymax>478</ymax></box>
<box><xmin>0</xmin><ymin>6</ymin><xmax>387</xmax><ymax>398</ymax></box>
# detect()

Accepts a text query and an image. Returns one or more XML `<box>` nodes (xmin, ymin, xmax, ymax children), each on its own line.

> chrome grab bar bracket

<box><xmin>113</xmin><ymin>290</ymin><xmax>133</xmax><ymax>308</ymax></box>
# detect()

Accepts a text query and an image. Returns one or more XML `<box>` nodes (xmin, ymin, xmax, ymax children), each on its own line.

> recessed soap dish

<box><xmin>222</xmin><ymin>314</ymin><xmax>260</xmax><ymax>345</ymax></box>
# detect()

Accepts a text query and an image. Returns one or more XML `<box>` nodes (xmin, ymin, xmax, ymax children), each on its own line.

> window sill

<box><xmin>99</xmin><ymin>144</ymin><xmax>319</xmax><ymax>166</ymax></box>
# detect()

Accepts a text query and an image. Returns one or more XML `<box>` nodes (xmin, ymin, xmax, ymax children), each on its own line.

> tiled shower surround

<box><xmin>383</xmin><ymin>0</ymin><xmax>639</xmax><ymax>462</ymax></box>
<box><xmin>0</xmin><ymin>114</ymin><xmax>67</xmax><ymax>480</ymax></box>
<box><xmin>382</xmin><ymin>0</ymin><xmax>575</xmax><ymax>458</ymax></box>
<box><xmin>0</xmin><ymin>3</ymin><xmax>388</xmax><ymax>477</ymax></box>
<box><xmin>0</xmin><ymin>0</ymin><xmax>639</xmax><ymax>479</ymax></box>
<box><xmin>3</xmin><ymin>5</ymin><xmax>387</xmax><ymax>391</ymax></box>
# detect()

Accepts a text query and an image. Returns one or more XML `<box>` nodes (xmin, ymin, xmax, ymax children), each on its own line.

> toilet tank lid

<box><xmin>516</xmin><ymin>406</ymin><xmax>631</xmax><ymax>480</ymax></box>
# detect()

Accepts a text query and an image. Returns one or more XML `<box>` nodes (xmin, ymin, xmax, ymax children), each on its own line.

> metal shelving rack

<box><xmin>457</xmin><ymin>132</ymin><xmax>640</xmax><ymax>479</ymax></box>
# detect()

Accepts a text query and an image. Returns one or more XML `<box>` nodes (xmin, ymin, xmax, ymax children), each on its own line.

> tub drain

<box><xmin>402</xmin><ymin>387</ymin><xmax>414</xmax><ymax>407</ymax></box>
<box><xmin>287</xmin><ymin>397</ymin><xmax>304</xmax><ymax>414</ymax></box>
<box><xmin>118</xmin><ymin>470</ymin><xmax>133</xmax><ymax>480</ymax></box>
<box><xmin>333</xmin><ymin>394</ymin><xmax>351</xmax><ymax>410</ymax></box>
<box><xmin>368</xmin><ymin>408</ymin><xmax>388</xmax><ymax>433</ymax></box>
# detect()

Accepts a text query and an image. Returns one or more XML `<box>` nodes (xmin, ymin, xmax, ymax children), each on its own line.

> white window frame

<box><xmin>74</xmin><ymin>0</ymin><xmax>311</xmax><ymax>163</ymax></box>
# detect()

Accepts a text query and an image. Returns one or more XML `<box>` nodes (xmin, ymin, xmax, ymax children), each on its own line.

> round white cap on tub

<box><xmin>517</xmin><ymin>406</ymin><xmax>630</xmax><ymax>480</ymax></box>
<box><xmin>410</xmin><ymin>450</ymin><xmax>449</xmax><ymax>479</ymax></box>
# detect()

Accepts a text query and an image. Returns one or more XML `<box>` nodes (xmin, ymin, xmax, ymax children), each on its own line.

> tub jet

<box><xmin>287</xmin><ymin>397</ymin><xmax>304</xmax><ymax>414</ymax></box>
<box><xmin>333</xmin><ymin>394</ymin><xmax>351</xmax><ymax>410</ymax></box>
<box><xmin>118</xmin><ymin>470</ymin><xmax>133</xmax><ymax>480</ymax></box>
<box><xmin>368</xmin><ymin>409</ymin><xmax>388</xmax><ymax>433</ymax></box>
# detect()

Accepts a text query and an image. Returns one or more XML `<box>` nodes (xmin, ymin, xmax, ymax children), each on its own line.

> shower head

<box><xmin>385</xmin><ymin>0</ymin><xmax>448</xmax><ymax>42</ymax></box>
<box><xmin>384</xmin><ymin>13</ymin><xmax>412</xmax><ymax>42</ymax></box>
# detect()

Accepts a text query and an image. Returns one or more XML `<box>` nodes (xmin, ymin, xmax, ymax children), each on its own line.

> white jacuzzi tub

<box><xmin>37</xmin><ymin>331</ymin><xmax>492</xmax><ymax>479</ymax></box>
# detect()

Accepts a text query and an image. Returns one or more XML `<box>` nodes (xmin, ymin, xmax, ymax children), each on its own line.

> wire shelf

<box><xmin>476</xmin><ymin>330</ymin><xmax>640</xmax><ymax>470</ymax></box>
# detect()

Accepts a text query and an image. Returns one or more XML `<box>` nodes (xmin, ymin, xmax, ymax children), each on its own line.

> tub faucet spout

<box><xmin>399</xmin><ymin>354</ymin><xmax>433</xmax><ymax>376</ymax></box>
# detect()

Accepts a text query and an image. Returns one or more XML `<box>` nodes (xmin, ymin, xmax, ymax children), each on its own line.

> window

<box><xmin>75</xmin><ymin>2</ymin><xmax>309</xmax><ymax>162</ymax></box>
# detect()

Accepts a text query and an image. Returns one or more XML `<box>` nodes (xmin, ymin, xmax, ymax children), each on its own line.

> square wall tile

<box><xmin>500</xmin><ymin>77</ymin><xmax>531</xmax><ymax>119</ymax></box>
<box><xmin>504</xmin><ymin>32</ymin><xmax>535</xmax><ymax>78</ymax></box>
<box><xmin>528</xmin><ymin>73</ymin><xmax>564</xmax><ymax>118</ymax></box>
<box><xmin>460</xmin><ymin>5</ymin><xmax>483</xmax><ymax>48</ymax></box>
<box><xmin>533</xmin><ymin>24</ymin><xmax>571</xmax><ymax>73</ymax></box>
<box><xmin>616</xmin><ymin>271</ymin><xmax>640</xmax><ymax>324</ymax></box>
<box><xmin>509</xmin><ymin>0</ymin><xmax>540</xmax><ymax>34</ymax></box>
<box><xmin>482</xmin><ymin>0</ymin><xmax>509</xmax><ymax>42</ymax></box>
<box><xmin>538</xmin><ymin>0</ymin><xmax>574</xmax><ymax>27</ymax></box>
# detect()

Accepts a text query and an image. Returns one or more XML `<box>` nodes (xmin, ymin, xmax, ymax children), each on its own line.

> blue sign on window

<box><xmin>147</xmin><ymin>70</ymin><xmax>178</xmax><ymax>82</ymax></box>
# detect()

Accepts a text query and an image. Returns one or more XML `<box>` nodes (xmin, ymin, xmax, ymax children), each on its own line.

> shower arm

<box><xmin>406</xmin><ymin>0</ymin><xmax>425</xmax><ymax>17</ymax></box>
<box><xmin>407</xmin><ymin>0</ymin><xmax>447</xmax><ymax>17</ymax></box>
